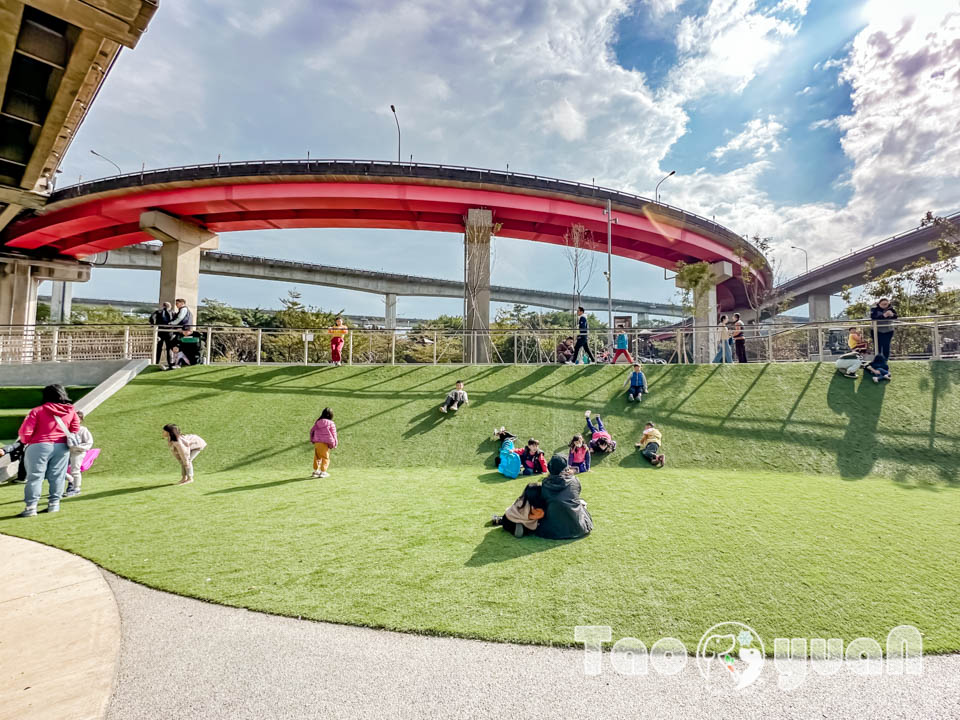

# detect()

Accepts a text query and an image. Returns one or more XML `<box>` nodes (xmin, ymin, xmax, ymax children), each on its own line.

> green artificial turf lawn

<box><xmin>2</xmin><ymin>363</ymin><xmax>959</xmax><ymax>652</ymax></box>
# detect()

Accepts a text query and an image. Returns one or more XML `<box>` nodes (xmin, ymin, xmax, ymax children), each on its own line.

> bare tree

<box><xmin>562</xmin><ymin>223</ymin><xmax>597</xmax><ymax>316</ymax></box>
<box><xmin>735</xmin><ymin>235</ymin><xmax>791</xmax><ymax>319</ymax></box>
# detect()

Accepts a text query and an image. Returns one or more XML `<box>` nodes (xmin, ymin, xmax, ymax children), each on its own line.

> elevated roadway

<box><xmin>94</xmin><ymin>243</ymin><xmax>684</xmax><ymax>318</ymax></box>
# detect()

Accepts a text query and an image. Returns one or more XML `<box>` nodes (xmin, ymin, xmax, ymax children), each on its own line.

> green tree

<box><xmin>198</xmin><ymin>298</ymin><xmax>245</xmax><ymax>327</ymax></box>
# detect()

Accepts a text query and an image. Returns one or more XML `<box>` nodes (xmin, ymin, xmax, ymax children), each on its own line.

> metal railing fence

<box><xmin>2</xmin><ymin>316</ymin><xmax>959</xmax><ymax>367</ymax></box>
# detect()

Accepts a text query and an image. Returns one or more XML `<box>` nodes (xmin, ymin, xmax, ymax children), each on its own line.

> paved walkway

<box><xmin>4</xmin><ymin>534</ymin><xmax>960</xmax><ymax>719</ymax></box>
<box><xmin>0</xmin><ymin>535</ymin><xmax>120</xmax><ymax>720</ymax></box>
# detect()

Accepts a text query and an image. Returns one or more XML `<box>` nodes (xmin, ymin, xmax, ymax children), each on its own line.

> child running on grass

<box><xmin>514</xmin><ymin>438</ymin><xmax>548</xmax><ymax>475</ymax></box>
<box><xmin>584</xmin><ymin>410</ymin><xmax>616</xmax><ymax>453</ymax></box>
<box><xmin>622</xmin><ymin>362</ymin><xmax>648</xmax><ymax>402</ymax></box>
<box><xmin>635</xmin><ymin>422</ymin><xmax>664</xmax><ymax>467</ymax></box>
<box><xmin>163</xmin><ymin>424</ymin><xmax>207</xmax><ymax>485</ymax></box>
<box><xmin>310</xmin><ymin>407</ymin><xmax>338</xmax><ymax>478</ymax></box>
<box><xmin>491</xmin><ymin>481</ymin><xmax>546</xmax><ymax>538</ymax></box>
<box><xmin>568</xmin><ymin>434</ymin><xmax>591</xmax><ymax>473</ymax></box>
<box><xmin>439</xmin><ymin>380</ymin><xmax>468</xmax><ymax>414</ymax></box>
<box><xmin>64</xmin><ymin>410</ymin><xmax>94</xmax><ymax>497</ymax></box>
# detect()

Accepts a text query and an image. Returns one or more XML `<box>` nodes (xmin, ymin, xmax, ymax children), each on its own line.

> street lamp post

<box><xmin>390</xmin><ymin>105</ymin><xmax>400</xmax><ymax>164</ymax></box>
<box><xmin>90</xmin><ymin>149</ymin><xmax>120</xmax><ymax>175</ymax></box>
<box><xmin>791</xmin><ymin>245</ymin><xmax>809</xmax><ymax>274</ymax></box>
<box><xmin>655</xmin><ymin>170</ymin><xmax>675</xmax><ymax>204</ymax></box>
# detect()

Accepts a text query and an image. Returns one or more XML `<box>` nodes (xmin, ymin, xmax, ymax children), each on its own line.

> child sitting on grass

<box><xmin>568</xmin><ymin>433</ymin><xmax>591</xmax><ymax>473</ymax></box>
<box><xmin>64</xmin><ymin>410</ymin><xmax>94</xmax><ymax>497</ymax></box>
<box><xmin>514</xmin><ymin>438</ymin><xmax>548</xmax><ymax>475</ymax></box>
<box><xmin>439</xmin><ymin>380</ymin><xmax>468</xmax><ymax>414</ymax></box>
<box><xmin>865</xmin><ymin>354</ymin><xmax>892</xmax><ymax>383</ymax></box>
<box><xmin>622</xmin><ymin>362</ymin><xmax>648</xmax><ymax>402</ymax></box>
<box><xmin>163</xmin><ymin>424</ymin><xmax>207</xmax><ymax>485</ymax></box>
<box><xmin>310</xmin><ymin>407</ymin><xmax>338</xmax><ymax>478</ymax></box>
<box><xmin>635</xmin><ymin>422</ymin><xmax>664</xmax><ymax>468</ymax></box>
<box><xmin>584</xmin><ymin>410</ymin><xmax>616</xmax><ymax>453</ymax></box>
<box><xmin>491</xmin><ymin>482</ymin><xmax>546</xmax><ymax>538</ymax></box>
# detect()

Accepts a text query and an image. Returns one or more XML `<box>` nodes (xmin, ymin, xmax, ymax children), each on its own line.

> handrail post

<box><xmin>514</xmin><ymin>331</ymin><xmax>518</xmax><ymax>364</ymax></box>
<box><xmin>932</xmin><ymin>319</ymin><xmax>941</xmax><ymax>360</ymax></box>
<box><xmin>872</xmin><ymin>320</ymin><xmax>879</xmax><ymax>353</ymax></box>
<box><xmin>152</xmin><ymin>326</ymin><xmax>159</xmax><ymax>364</ymax></box>
<box><xmin>433</xmin><ymin>331</ymin><xmax>437</xmax><ymax>364</ymax></box>
<box><xmin>816</xmin><ymin>323</ymin><xmax>824</xmax><ymax>361</ymax></box>
<box><xmin>124</xmin><ymin>326</ymin><xmax>131</xmax><ymax>359</ymax></box>
<box><xmin>391</xmin><ymin>330</ymin><xmax>396</xmax><ymax>365</ymax></box>
<box><xmin>256</xmin><ymin>329</ymin><xmax>262</xmax><ymax>365</ymax></box>
<box><xmin>52</xmin><ymin>327</ymin><xmax>59</xmax><ymax>362</ymax></box>
<box><xmin>348</xmin><ymin>331</ymin><xmax>353</xmax><ymax>365</ymax></box>
<box><xmin>205</xmin><ymin>327</ymin><xmax>212</xmax><ymax>365</ymax></box>
<box><xmin>766</xmin><ymin>329</ymin><xmax>773</xmax><ymax>363</ymax></box>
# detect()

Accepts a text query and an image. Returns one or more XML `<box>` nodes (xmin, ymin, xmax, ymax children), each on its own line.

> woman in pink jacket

<box><xmin>17</xmin><ymin>384</ymin><xmax>80</xmax><ymax>517</ymax></box>
<box><xmin>309</xmin><ymin>407</ymin><xmax>338</xmax><ymax>478</ymax></box>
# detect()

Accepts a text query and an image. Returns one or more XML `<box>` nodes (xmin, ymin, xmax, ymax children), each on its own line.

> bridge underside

<box><xmin>3</xmin><ymin>180</ymin><xmax>764</xmax><ymax>310</ymax></box>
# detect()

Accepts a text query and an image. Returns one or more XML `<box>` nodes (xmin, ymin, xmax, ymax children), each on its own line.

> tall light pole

<box><xmin>390</xmin><ymin>105</ymin><xmax>400</xmax><ymax>164</ymax></box>
<box><xmin>90</xmin><ymin>149</ymin><xmax>120</xmax><ymax>175</ymax></box>
<box><xmin>655</xmin><ymin>169</ymin><xmax>675</xmax><ymax>204</ymax></box>
<box><xmin>791</xmin><ymin>245</ymin><xmax>809</xmax><ymax>274</ymax></box>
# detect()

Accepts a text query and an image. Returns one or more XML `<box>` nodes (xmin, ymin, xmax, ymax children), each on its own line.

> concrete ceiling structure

<box><xmin>0</xmin><ymin>0</ymin><xmax>157</xmax><ymax>232</ymax></box>
<box><xmin>1</xmin><ymin>160</ymin><xmax>773</xmax><ymax>310</ymax></box>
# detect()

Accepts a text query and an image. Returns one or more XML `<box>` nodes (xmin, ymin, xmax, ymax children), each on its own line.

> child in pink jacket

<box><xmin>309</xmin><ymin>407</ymin><xmax>338</xmax><ymax>478</ymax></box>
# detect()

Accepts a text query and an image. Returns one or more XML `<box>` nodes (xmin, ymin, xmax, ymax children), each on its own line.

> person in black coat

<box><xmin>535</xmin><ymin>455</ymin><xmax>593</xmax><ymax>540</ymax></box>
<box><xmin>870</xmin><ymin>298</ymin><xmax>898</xmax><ymax>360</ymax></box>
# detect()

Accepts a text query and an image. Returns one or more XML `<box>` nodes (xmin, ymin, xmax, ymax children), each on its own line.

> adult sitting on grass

<box><xmin>535</xmin><ymin>455</ymin><xmax>593</xmax><ymax>539</ymax></box>
<box><xmin>439</xmin><ymin>380</ymin><xmax>468</xmax><ymax>414</ymax></box>
<box><xmin>16</xmin><ymin>384</ymin><xmax>79</xmax><ymax>517</ymax></box>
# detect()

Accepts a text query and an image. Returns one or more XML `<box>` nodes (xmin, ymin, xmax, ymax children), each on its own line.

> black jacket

<box><xmin>535</xmin><ymin>473</ymin><xmax>593</xmax><ymax>539</ymax></box>
<box><xmin>870</xmin><ymin>304</ymin><xmax>897</xmax><ymax>331</ymax></box>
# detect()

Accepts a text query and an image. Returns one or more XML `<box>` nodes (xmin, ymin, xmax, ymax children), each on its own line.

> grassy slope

<box><xmin>1</xmin><ymin>363</ymin><xmax>959</xmax><ymax>651</ymax></box>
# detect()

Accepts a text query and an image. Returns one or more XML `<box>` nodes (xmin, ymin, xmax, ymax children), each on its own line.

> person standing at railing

<box><xmin>713</xmin><ymin>315</ymin><xmax>733</xmax><ymax>363</ymax></box>
<box><xmin>149</xmin><ymin>301</ymin><xmax>173</xmax><ymax>365</ymax></box>
<box><xmin>328</xmin><ymin>316</ymin><xmax>349</xmax><ymax>366</ymax></box>
<box><xmin>572</xmin><ymin>306</ymin><xmax>595</xmax><ymax>364</ymax></box>
<box><xmin>732</xmin><ymin>313</ymin><xmax>748</xmax><ymax>363</ymax></box>
<box><xmin>611</xmin><ymin>330</ymin><xmax>633</xmax><ymax>364</ymax></box>
<box><xmin>870</xmin><ymin>298</ymin><xmax>898</xmax><ymax>360</ymax></box>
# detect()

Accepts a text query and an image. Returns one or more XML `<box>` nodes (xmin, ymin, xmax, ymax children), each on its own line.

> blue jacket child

<box><xmin>623</xmin><ymin>363</ymin><xmax>648</xmax><ymax>402</ymax></box>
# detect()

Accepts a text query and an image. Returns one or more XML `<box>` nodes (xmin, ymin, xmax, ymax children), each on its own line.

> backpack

<box><xmin>498</xmin><ymin>440</ymin><xmax>521</xmax><ymax>478</ymax></box>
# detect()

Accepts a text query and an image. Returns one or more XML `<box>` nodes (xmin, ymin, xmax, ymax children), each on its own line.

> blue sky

<box><xmin>52</xmin><ymin>0</ymin><xmax>960</xmax><ymax>319</ymax></box>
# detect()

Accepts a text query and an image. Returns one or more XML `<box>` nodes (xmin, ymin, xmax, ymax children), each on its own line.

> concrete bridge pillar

<box><xmin>464</xmin><ymin>208</ymin><xmax>492</xmax><ymax>363</ymax></box>
<box><xmin>808</xmin><ymin>293</ymin><xmax>831</xmax><ymax>322</ymax></box>
<box><xmin>0</xmin><ymin>258</ymin><xmax>89</xmax><ymax>331</ymax></box>
<box><xmin>635</xmin><ymin>311</ymin><xmax>650</xmax><ymax>326</ymax></box>
<box><xmin>140</xmin><ymin>210</ymin><xmax>218</xmax><ymax>313</ymax></box>
<box><xmin>384</xmin><ymin>293</ymin><xmax>397</xmax><ymax>329</ymax></box>
<box><xmin>676</xmin><ymin>261</ymin><xmax>732</xmax><ymax>363</ymax></box>
<box><xmin>49</xmin><ymin>281</ymin><xmax>73</xmax><ymax>324</ymax></box>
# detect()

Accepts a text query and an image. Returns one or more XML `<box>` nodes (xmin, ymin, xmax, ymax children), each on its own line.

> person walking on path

<box><xmin>610</xmin><ymin>331</ymin><xmax>633</xmax><ymax>364</ymax></box>
<box><xmin>309</xmin><ymin>408</ymin><xmax>338</xmax><ymax>478</ymax></box>
<box><xmin>870</xmin><ymin>298</ymin><xmax>898</xmax><ymax>360</ymax></box>
<box><xmin>163</xmin><ymin>424</ymin><xmax>206</xmax><ymax>485</ymax></box>
<box><xmin>328</xmin><ymin>317</ymin><xmax>349</xmax><ymax>366</ymax></box>
<box><xmin>572</xmin><ymin>307</ymin><xmax>595</xmax><ymax>364</ymax></box>
<box><xmin>713</xmin><ymin>315</ymin><xmax>733</xmax><ymax>363</ymax></box>
<box><xmin>16</xmin><ymin>384</ymin><xmax>79</xmax><ymax>517</ymax></box>
<box><xmin>732</xmin><ymin>313</ymin><xmax>747</xmax><ymax>363</ymax></box>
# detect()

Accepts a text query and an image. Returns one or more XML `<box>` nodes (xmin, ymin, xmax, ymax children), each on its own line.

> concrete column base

<box><xmin>464</xmin><ymin>208</ymin><xmax>492</xmax><ymax>363</ymax></box>
<box><xmin>0</xmin><ymin>257</ymin><xmax>89</xmax><ymax>329</ymax></box>
<box><xmin>384</xmin><ymin>293</ymin><xmax>398</xmax><ymax>329</ymax></box>
<box><xmin>676</xmin><ymin>261</ymin><xmax>732</xmax><ymax>363</ymax></box>
<box><xmin>141</xmin><ymin>210</ymin><xmax>218</xmax><ymax>311</ymax></box>
<box><xmin>808</xmin><ymin>293</ymin><xmax>831</xmax><ymax>322</ymax></box>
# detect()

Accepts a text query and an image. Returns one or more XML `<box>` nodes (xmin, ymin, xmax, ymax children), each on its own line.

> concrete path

<box><xmin>104</xmin><ymin>573</ymin><xmax>960</xmax><ymax>720</ymax></box>
<box><xmin>4</xmin><ymin>533</ymin><xmax>960</xmax><ymax>719</ymax></box>
<box><xmin>0</xmin><ymin>535</ymin><xmax>120</xmax><ymax>720</ymax></box>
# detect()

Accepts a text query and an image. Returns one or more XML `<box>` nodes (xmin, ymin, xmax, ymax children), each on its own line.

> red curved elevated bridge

<box><xmin>1</xmin><ymin>160</ymin><xmax>771</xmax><ymax>309</ymax></box>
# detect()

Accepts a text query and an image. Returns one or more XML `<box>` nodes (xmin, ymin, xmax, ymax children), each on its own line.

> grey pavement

<box><xmin>104</xmin><ymin>572</ymin><xmax>960</xmax><ymax>720</ymax></box>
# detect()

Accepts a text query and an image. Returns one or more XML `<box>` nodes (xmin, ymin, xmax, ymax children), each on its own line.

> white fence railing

<box><xmin>1</xmin><ymin>317</ymin><xmax>959</xmax><ymax>366</ymax></box>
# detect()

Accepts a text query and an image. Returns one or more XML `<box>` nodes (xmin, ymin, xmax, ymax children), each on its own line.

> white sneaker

<box><xmin>584</xmin><ymin>410</ymin><xmax>591</xmax><ymax>418</ymax></box>
<box><xmin>319</xmin><ymin>471</ymin><xmax>330</xmax><ymax>478</ymax></box>
<box><xmin>637</xmin><ymin>394</ymin><xmax>643</xmax><ymax>402</ymax></box>
<box><xmin>311</xmin><ymin>471</ymin><xmax>322</xmax><ymax>477</ymax></box>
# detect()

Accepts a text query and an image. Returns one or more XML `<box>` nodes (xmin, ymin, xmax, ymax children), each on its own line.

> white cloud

<box><xmin>796</xmin><ymin>85</ymin><xmax>812</xmax><ymax>95</ymax></box>
<box><xmin>543</xmin><ymin>99</ymin><xmax>588</xmax><ymax>141</ymax></box>
<box><xmin>645</xmin><ymin>0</ymin><xmax>684</xmax><ymax>18</ymax></box>
<box><xmin>711</xmin><ymin>115</ymin><xmax>784</xmax><ymax>159</ymax></box>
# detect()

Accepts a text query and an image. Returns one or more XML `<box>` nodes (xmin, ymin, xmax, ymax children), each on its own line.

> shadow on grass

<box><xmin>465</xmin><ymin>527</ymin><xmax>575</xmax><ymax>566</ymax></box>
<box><xmin>0</xmin><ymin>481</ymin><xmax>174</xmax><ymax>510</ymax></box>
<box><xmin>403</xmin><ymin>406</ymin><xmax>450</xmax><ymax>438</ymax></box>
<box><xmin>477</xmin><ymin>470</ymin><xmax>514</xmax><ymax>484</ymax></box>
<box><xmin>206</xmin><ymin>476</ymin><xmax>309</xmax><ymax>494</ymax></box>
